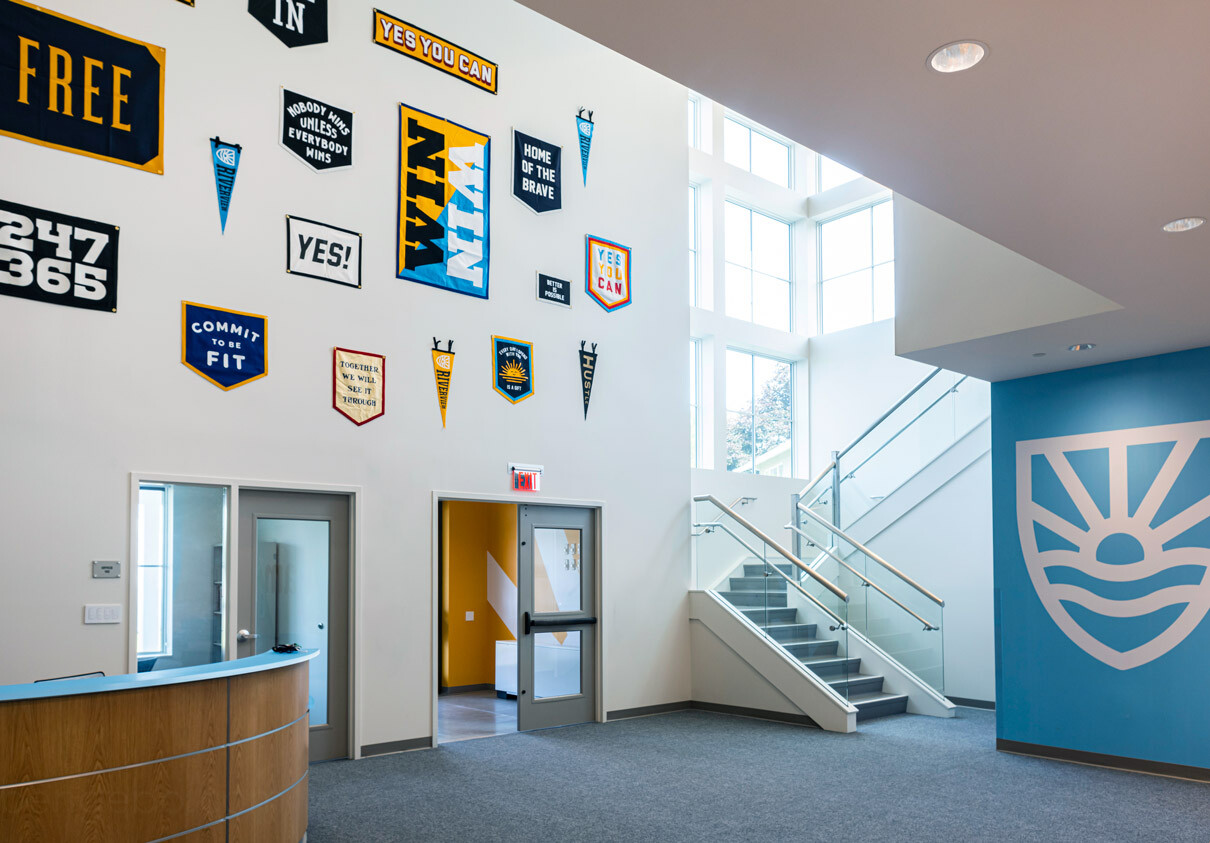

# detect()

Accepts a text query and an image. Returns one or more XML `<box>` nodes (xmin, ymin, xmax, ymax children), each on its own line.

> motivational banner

<box><xmin>585</xmin><ymin>235</ymin><xmax>631</xmax><ymax>311</ymax></box>
<box><xmin>512</xmin><ymin>129</ymin><xmax>560</xmax><ymax>214</ymax></box>
<box><xmin>0</xmin><ymin>198</ymin><xmax>119</xmax><ymax>312</ymax></box>
<box><xmin>536</xmin><ymin>273</ymin><xmax>571</xmax><ymax>307</ymax></box>
<box><xmin>0</xmin><ymin>0</ymin><xmax>166</xmax><ymax>173</ymax></box>
<box><xmin>431</xmin><ymin>338</ymin><xmax>454</xmax><ymax>428</ymax></box>
<box><xmin>285</xmin><ymin>216</ymin><xmax>361</xmax><ymax>288</ymax></box>
<box><xmin>576</xmin><ymin>108</ymin><xmax>594</xmax><ymax>185</ymax></box>
<box><xmin>373</xmin><ymin>9</ymin><xmax>497</xmax><ymax>94</ymax></box>
<box><xmin>580</xmin><ymin>341</ymin><xmax>598</xmax><ymax>419</ymax></box>
<box><xmin>396</xmin><ymin>102</ymin><xmax>491</xmax><ymax>299</ymax></box>
<box><xmin>492</xmin><ymin>335</ymin><xmax>533</xmax><ymax>404</ymax></box>
<box><xmin>280</xmin><ymin>88</ymin><xmax>352</xmax><ymax>171</ymax></box>
<box><xmin>333</xmin><ymin>347</ymin><xmax>385</xmax><ymax>425</ymax></box>
<box><xmin>181</xmin><ymin>301</ymin><xmax>267</xmax><ymax>390</ymax></box>
<box><xmin>210</xmin><ymin>137</ymin><xmax>241</xmax><ymax>233</ymax></box>
<box><xmin>249</xmin><ymin>0</ymin><xmax>328</xmax><ymax>48</ymax></box>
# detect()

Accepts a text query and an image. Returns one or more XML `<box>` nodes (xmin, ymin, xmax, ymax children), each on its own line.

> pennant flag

<box><xmin>210</xmin><ymin>137</ymin><xmax>242</xmax><ymax>233</ymax></box>
<box><xmin>432</xmin><ymin>338</ymin><xmax>455</xmax><ymax>427</ymax></box>
<box><xmin>580</xmin><ymin>341</ymin><xmax>598</xmax><ymax>419</ymax></box>
<box><xmin>576</xmin><ymin>108</ymin><xmax>594</xmax><ymax>185</ymax></box>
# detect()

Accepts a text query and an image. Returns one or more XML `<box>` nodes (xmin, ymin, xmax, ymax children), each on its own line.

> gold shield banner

<box><xmin>333</xmin><ymin>347</ymin><xmax>385</xmax><ymax>425</ymax></box>
<box><xmin>432</xmin><ymin>338</ymin><xmax>455</xmax><ymax>428</ymax></box>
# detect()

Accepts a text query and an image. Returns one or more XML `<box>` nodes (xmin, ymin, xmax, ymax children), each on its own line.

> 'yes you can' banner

<box><xmin>396</xmin><ymin>102</ymin><xmax>490</xmax><ymax>300</ymax></box>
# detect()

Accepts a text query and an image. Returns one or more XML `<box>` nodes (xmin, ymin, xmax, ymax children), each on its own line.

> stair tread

<box><xmin>799</xmin><ymin>655</ymin><xmax>857</xmax><ymax>664</ymax></box>
<box><xmin>848</xmin><ymin>692</ymin><xmax>908</xmax><ymax>705</ymax></box>
<box><xmin>778</xmin><ymin>637</ymin><xmax>833</xmax><ymax>646</ymax></box>
<box><xmin>827</xmin><ymin>674</ymin><xmax>883</xmax><ymax>685</ymax></box>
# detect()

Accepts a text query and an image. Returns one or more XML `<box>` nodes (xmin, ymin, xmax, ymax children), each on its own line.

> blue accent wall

<box><xmin>993</xmin><ymin>346</ymin><xmax>1210</xmax><ymax>770</ymax></box>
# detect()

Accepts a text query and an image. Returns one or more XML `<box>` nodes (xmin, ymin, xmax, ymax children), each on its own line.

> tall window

<box><xmin>688</xmin><ymin>185</ymin><xmax>699</xmax><ymax>306</ymax></box>
<box><xmin>137</xmin><ymin>484</ymin><xmax>171</xmax><ymax>657</ymax></box>
<box><xmin>726</xmin><ymin>350</ymin><xmax>792</xmax><ymax>476</ymax></box>
<box><xmin>689</xmin><ymin>340</ymin><xmax>701</xmax><ymax>468</ymax></box>
<box><xmin>724</xmin><ymin>202</ymin><xmax>791</xmax><ymax>331</ymax></box>
<box><xmin>687</xmin><ymin>97</ymin><xmax>699</xmax><ymax>148</ymax></box>
<box><xmin>722</xmin><ymin>117</ymin><xmax>790</xmax><ymax>188</ymax></box>
<box><xmin>818</xmin><ymin>155</ymin><xmax>862</xmax><ymax>192</ymax></box>
<box><xmin>819</xmin><ymin>199</ymin><xmax>894</xmax><ymax>334</ymax></box>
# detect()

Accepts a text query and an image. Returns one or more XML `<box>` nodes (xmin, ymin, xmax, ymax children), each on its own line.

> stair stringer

<box><xmin>782</xmin><ymin>587</ymin><xmax>955</xmax><ymax>718</ymax></box>
<box><xmin>688</xmin><ymin>590</ymin><xmax>857</xmax><ymax>733</ymax></box>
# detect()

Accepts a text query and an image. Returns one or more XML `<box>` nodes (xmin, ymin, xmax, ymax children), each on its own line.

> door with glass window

<box><xmin>517</xmin><ymin>505</ymin><xmax>597</xmax><ymax>731</ymax></box>
<box><xmin>236</xmin><ymin>490</ymin><xmax>350</xmax><ymax>762</ymax></box>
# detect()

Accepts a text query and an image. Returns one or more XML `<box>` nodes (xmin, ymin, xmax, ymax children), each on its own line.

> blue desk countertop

<box><xmin>0</xmin><ymin>649</ymin><xmax>318</xmax><ymax>703</ymax></box>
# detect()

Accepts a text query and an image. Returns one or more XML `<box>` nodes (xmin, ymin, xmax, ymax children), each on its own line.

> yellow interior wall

<box><xmin>440</xmin><ymin>501</ymin><xmax>517</xmax><ymax>689</ymax></box>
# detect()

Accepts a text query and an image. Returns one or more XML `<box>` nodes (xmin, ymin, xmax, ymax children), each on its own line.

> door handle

<box><xmin>524</xmin><ymin>612</ymin><xmax>598</xmax><ymax>635</ymax></box>
<box><xmin>237</xmin><ymin>629</ymin><xmax>259</xmax><ymax>642</ymax></box>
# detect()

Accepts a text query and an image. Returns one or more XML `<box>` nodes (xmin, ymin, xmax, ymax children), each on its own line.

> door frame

<box><xmin>430</xmin><ymin>490</ymin><xmax>606</xmax><ymax>746</ymax></box>
<box><xmin>128</xmin><ymin>472</ymin><xmax>364</xmax><ymax>759</ymax></box>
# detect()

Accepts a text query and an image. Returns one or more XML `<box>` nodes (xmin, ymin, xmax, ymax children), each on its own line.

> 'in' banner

<box><xmin>432</xmin><ymin>338</ymin><xmax>455</xmax><ymax>427</ymax></box>
<box><xmin>580</xmin><ymin>341</ymin><xmax>598</xmax><ymax>419</ymax></box>
<box><xmin>211</xmin><ymin>137</ymin><xmax>242</xmax><ymax>233</ymax></box>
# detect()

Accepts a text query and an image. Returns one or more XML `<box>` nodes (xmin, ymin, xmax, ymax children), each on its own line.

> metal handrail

<box><xmin>836</xmin><ymin>368</ymin><xmax>942</xmax><ymax>462</ymax></box>
<box><xmin>693</xmin><ymin>522</ymin><xmax>848</xmax><ymax>629</ymax></box>
<box><xmin>785</xmin><ymin>525</ymin><xmax>938</xmax><ymax>630</ymax></box>
<box><xmin>797</xmin><ymin>504</ymin><xmax>944</xmax><ymax>606</ymax></box>
<box><xmin>690</xmin><ymin>495</ymin><xmax>758</xmax><ymax>536</ymax></box>
<box><xmin>842</xmin><ymin>376</ymin><xmax>970</xmax><ymax>482</ymax></box>
<box><xmin>693</xmin><ymin>495</ymin><xmax>848</xmax><ymax>601</ymax></box>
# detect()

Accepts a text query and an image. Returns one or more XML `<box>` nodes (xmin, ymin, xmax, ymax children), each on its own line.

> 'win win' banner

<box><xmin>396</xmin><ymin>103</ymin><xmax>490</xmax><ymax>300</ymax></box>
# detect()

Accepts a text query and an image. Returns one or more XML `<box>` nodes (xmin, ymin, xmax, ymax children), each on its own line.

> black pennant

<box><xmin>579</xmin><ymin>340</ymin><xmax>598</xmax><ymax>419</ymax></box>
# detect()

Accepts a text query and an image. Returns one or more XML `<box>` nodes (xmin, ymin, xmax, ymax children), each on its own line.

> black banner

<box><xmin>0</xmin><ymin>198</ymin><xmax>119</xmax><ymax>312</ymax></box>
<box><xmin>536</xmin><ymin>273</ymin><xmax>571</xmax><ymax>307</ymax></box>
<box><xmin>280</xmin><ymin>89</ymin><xmax>352</xmax><ymax>171</ymax></box>
<box><xmin>0</xmin><ymin>0</ymin><xmax>165</xmax><ymax>173</ymax></box>
<box><xmin>249</xmin><ymin>0</ymin><xmax>328</xmax><ymax>48</ymax></box>
<box><xmin>580</xmin><ymin>341</ymin><xmax>598</xmax><ymax>419</ymax></box>
<box><xmin>513</xmin><ymin>129</ymin><xmax>560</xmax><ymax>214</ymax></box>
<box><xmin>492</xmin><ymin>335</ymin><xmax>534</xmax><ymax>404</ymax></box>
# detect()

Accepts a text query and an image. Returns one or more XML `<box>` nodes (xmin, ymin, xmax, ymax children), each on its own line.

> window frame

<box><xmin>725</xmin><ymin>347</ymin><xmax>795</xmax><ymax>476</ymax></box>
<box><xmin>722</xmin><ymin>114</ymin><xmax>793</xmax><ymax>189</ymax></box>
<box><xmin>136</xmin><ymin>483</ymin><xmax>173</xmax><ymax>659</ymax></box>
<box><xmin>723</xmin><ymin>199</ymin><xmax>794</xmax><ymax>332</ymax></box>
<box><xmin>688</xmin><ymin>184</ymin><xmax>699</xmax><ymax>307</ymax></box>
<box><xmin>816</xmin><ymin>198</ymin><xmax>894</xmax><ymax>335</ymax></box>
<box><xmin>689</xmin><ymin>339</ymin><xmax>702</xmax><ymax>468</ymax></box>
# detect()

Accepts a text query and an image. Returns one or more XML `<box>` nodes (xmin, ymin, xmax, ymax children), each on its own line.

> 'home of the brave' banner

<box><xmin>396</xmin><ymin>102</ymin><xmax>490</xmax><ymax>300</ymax></box>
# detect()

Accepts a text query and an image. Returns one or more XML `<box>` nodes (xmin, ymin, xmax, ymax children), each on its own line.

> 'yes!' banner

<box><xmin>396</xmin><ymin>103</ymin><xmax>490</xmax><ymax>300</ymax></box>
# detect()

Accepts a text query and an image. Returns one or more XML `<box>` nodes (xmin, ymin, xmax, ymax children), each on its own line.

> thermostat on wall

<box><xmin>92</xmin><ymin>561</ymin><xmax>121</xmax><ymax>579</ymax></box>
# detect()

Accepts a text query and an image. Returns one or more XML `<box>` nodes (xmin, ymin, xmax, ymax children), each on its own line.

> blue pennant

<box><xmin>210</xmin><ymin>137</ymin><xmax>242</xmax><ymax>233</ymax></box>
<box><xmin>576</xmin><ymin>108</ymin><xmax>594</xmax><ymax>186</ymax></box>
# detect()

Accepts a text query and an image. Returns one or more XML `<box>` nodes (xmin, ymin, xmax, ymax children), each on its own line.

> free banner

<box><xmin>585</xmin><ymin>235</ymin><xmax>631</xmax><ymax>311</ymax></box>
<box><xmin>396</xmin><ymin>103</ymin><xmax>490</xmax><ymax>300</ymax></box>
<box><xmin>248</xmin><ymin>0</ymin><xmax>328</xmax><ymax>47</ymax></box>
<box><xmin>372</xmin><ymin>9</ymin><xmax>497</xmax><ymax>94</ymax></box>
<box><xmin>0</xmin><ymin>198</ymin><xmax>119</xmax><ymax>312</ymax></box>
<box><xmin>512</xmin><ymin>129</ymin><xmax>560</xmax><ymax>214</ymax></box>
<box><xmin>285</xmin><ymin>216</ymin><xmax>361</xmax><ymax>288</ymax></box>
<box><xmin>492</xmin><ymin>335</ymin><xmax>533</xmax><ymax>404</ymax></box>
<box><xmin>0</xmin><ymin>0</ymin><xmax>165</xmax><ymax>173</ymax></box>
<box><xmin>431</xmin><ymin>338</ymin><xmax>454</xmax><ymax>428</ymax></box>
<box><xmin>576</xmin><ymin>108</ymin><xmax>594</xmax><ymax>185</ymax></box>
<box><xmin>279</xmin><ymin>88</ymin><xmax>352</xmax><ymax>171</ymax></box>
<box><xmin>579</xmin><ymin>341</ymin><xmax>598</xmax><ymax>419</ymax></box>
<box><xmin>210</xmin><ymin>137</ymin><xmax>241</xmax><ymax>233</ymax></box>
<box><xmin>333</xmin><ymin>347</ymin><xmax>385</xmax><ymax>425</ymax></box>
<box><xmin>181</xmin><ymin>301</ymin><xmax>266</xmax><ymax>390</ymax></box>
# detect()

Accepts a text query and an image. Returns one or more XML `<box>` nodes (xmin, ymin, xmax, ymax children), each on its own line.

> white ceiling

<box><xmin>518</xmin><ymin>0</ymin><xmax>1210</xmax><ymax>380</ymax></box>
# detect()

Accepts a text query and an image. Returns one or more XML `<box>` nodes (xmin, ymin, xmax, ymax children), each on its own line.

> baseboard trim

<box><xmin>948</xmin><ymin>696</ymin><xmax>995</xmax><ymax>710</ymax></box>
<box><xmin>606</xmin><ymin>700</ymin><xmax>690</xmax><ymax>720</ymax></box>
<box><xmin>689</xmin><ymin>700</ymin><xmax>819</xmax><ymax>728</ymax></box>
<box><xmin>361</xmin><ymin>736</ymin><xmax>433</xmax><ymax>757</ymax></box>
<box><xmin>997</xmin><ymin>739</ymin><xmax>1210</xmax><ymax>782</ymax></box>
<box><xmin>439</xmin><ymin>683</ymin><xmax>495</xmax><ymax>695</ymax></box>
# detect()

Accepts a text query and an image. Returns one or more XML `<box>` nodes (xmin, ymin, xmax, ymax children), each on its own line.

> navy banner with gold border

<box><xmin>492</xmin><ymin>335</ymin><xmax>533</xmax><ymax>404</ymax></box>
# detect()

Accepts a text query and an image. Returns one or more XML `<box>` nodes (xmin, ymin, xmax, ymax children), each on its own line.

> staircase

<box><xmin>717</xmin><ymin>560</ymin><xmax>908</xmax><ymax>720</ymax></box>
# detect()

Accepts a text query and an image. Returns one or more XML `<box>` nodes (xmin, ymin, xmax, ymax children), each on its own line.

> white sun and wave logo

<box><xmin>1017</xmin><ymin>420</ymin><xmax>1210</xmax><ymax>670</ymax></box>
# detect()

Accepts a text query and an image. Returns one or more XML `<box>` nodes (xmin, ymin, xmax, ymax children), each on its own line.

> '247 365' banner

<box><xmin>396</xmin><ymin>102</ymin><xmax>490</xmax><ymax>300</ymax></box>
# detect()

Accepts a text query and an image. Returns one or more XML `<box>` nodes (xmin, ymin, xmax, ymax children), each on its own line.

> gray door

<box><xmin>517</xmin><ymin>504</ymin><xmax>597</xmax><ymax>731</ymax></box>
<box><xmin>237</xmin><ymin>490</ymin><xmax>350</xmax><ymax>762</ymax></box>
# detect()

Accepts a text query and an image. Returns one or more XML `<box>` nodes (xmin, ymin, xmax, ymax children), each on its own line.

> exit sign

<box><xmin>509</xmin><ymin>463</ymin><xmax>543</xmax><ymax>492</ymax></box>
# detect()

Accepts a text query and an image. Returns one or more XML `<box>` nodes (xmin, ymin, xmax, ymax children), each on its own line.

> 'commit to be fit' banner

<box><xmin>396</xmin><ymin>102</ymin><xmax>490</xmax><ymax>300</ymax></box>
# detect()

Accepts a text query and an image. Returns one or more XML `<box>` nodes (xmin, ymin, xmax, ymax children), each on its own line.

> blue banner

<box><xmin>182</xmin><ymin>301</ymin><xmax>266</xmax><ymax>390</ymax></box>
<box><xmin>210</xmin><ymin>137</ymin><xmax>242</xmax><ymax>233</ymax></box>
<box><xmin>576</xmin><ymin>108</ymin><xmax>594</xmax><ymax>185</ymax></box>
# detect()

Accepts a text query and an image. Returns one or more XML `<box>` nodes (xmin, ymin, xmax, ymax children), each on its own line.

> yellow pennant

<box><xmin>431</xmin><ymin>338</ymin><xmax>454</xmax><ymax>428</ymax></box>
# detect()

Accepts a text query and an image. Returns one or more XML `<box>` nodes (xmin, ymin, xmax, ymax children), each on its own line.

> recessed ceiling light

<box><xmin>928</xmin><ymin>41</ymin><xmax>988</xmax><ymax>73</ymax></box>
<box><xmin>1068</xmin><ymin>343</ymin><xmax>1096</xmax><ymax>352</ymax></box>
<box><xmin>1032</xmin><ymin>352</ymin><xmax>1047</xmax><ymax>358</ymax></box>
<box><xmin>1162</xmin><ymin>217</ymin><xmax>1205</xmax><ymax>233</ymax></box>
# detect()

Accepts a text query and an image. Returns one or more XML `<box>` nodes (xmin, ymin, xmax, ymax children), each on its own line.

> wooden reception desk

<box><xmin>0</xmin><ymin>649</ymin><xmax>316</xmax><ymax>843</ymax></box>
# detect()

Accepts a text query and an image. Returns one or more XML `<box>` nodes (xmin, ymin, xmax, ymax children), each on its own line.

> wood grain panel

<box><xmin>0</xmin><ymin>679</ymin><xmax>227</xmax><ymax>786</ymax></box>
<box><xmin>228</xmin><ymin>716</ymin><xmax>309</xmax><ymax>814</ymax></box>
<box><xmin>228</xmin><ymin>663</ymin><xmax>308</xmax><ymax>741</ymax></box>
<box><xmin>228</xmin><ymin>772</ymin><xmax>308</xmax><ymax>843</ymax></box>
<box><xmin>0</xmin><ymin>747</ymin><xmax>226</xmax><ymax>843</ymax></box>
<box><xmin>165</xmin><ymin>823</ymin><xmax>228</xmax><ymax>843</ymax></box>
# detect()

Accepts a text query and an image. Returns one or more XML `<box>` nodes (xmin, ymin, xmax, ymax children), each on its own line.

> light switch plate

<box><xmin>84</xmin><ymin>604</ymin><xmax>122</xmax><ymax>624</ymax></box>
<box><xmin>465</xmin><ymin>611</ymin><xmax>474</xmax><ymax>621</ymax></box>
<box><xmin>92</xmin><ymin>561</ymin><xmax>121</xmax><ymax>579</ymax></box>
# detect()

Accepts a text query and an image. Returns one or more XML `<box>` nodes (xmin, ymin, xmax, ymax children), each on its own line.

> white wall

<box><xmin>0</xmin><ymin>0</ymin><xmax>690</xmax><ymax>748</ymax></box>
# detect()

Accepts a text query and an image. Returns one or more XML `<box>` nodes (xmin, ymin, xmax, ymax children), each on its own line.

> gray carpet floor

<box><xmin>308</xmin><ymin>709</ymin><xmax>1210</xmax><ymax>842</ymax></box>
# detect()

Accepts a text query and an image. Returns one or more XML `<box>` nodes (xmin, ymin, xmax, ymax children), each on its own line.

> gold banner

<box><xmin>431</xmin><ymin>341</ymin><xmax>455</xmax><ymax>428</ymax></box>
<box><xmin>373</xmin><ymin>9</ymin><xmax>497</xmax><ymax>94</ymax></box>
<box><xmin>333</xmin><ymin>347</ymin><xmax>385</xmax><ymax>425</ymax></box>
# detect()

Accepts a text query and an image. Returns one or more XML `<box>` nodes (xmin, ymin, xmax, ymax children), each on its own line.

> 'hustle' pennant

<box><xmin>576</xmin><ymin>108</ymin><xmax>594</xmax><ymax>185</ymax></box>
<box><xmin>580</xmin><ymin>341</ymin><xmax>597</xmax><ymax>419</ymax></box>
<box><xmin>431</xmin><ymin>338</ymin><xmax>454</xmax><ymax>427</ymax></box>
<box><xmin>210</xmin><ymin>137</ymin><xmax>242</xmax><ymax>233</ymax></box>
